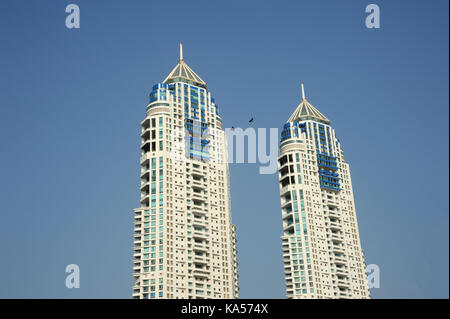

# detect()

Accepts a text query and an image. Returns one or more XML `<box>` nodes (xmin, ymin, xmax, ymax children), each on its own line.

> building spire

<box><xmin>179</xmin><ymin>42</ymin><xmax>184</xmax><ymax>62</ymax></box>
<box><xmin>163</xmin><ymin>42</ymin><xmax>208</xmax><ymax>89</ymax></box>
<box><xmin>301</xmin><ymin>81</ymin><xmax>306</xmax><ymax>101</ymax></box>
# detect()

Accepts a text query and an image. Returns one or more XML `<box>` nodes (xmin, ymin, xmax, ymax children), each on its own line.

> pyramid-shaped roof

<box><xmin>288</xmin><ymin>83</ymin><xmax>330</xmax><ymax>124</ymax></box>
<box><xmin>163</xmin><ymin>43</ymin><xmax>207</xmax><ymax>89</ymax></box>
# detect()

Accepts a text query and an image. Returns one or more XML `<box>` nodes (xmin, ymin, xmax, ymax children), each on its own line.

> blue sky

<box><xmin>0</xmin><ymin>0</ymin><xmax>448</xmax><ymax>298</ymax></box>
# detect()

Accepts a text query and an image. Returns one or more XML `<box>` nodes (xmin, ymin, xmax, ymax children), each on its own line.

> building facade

<box><xmin>278</xmin><ymin>83</ymin><xmax>370</xmax><ymax>299</ymax></box>
<box><xmin>132</xmin><ymin>44</ymin><xmax>238</xmax><ymax>299</ymax></box>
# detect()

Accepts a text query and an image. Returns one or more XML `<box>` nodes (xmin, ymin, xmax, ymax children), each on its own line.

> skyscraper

<box><xmin>132</xmin><ymin>44</ymin><xmax>238</xmax><ymax>299</ymax></box>
<box><xmin>278</xmin><ymin>83</ymin><xmax>370</xmax><ymax>299</ymax></box>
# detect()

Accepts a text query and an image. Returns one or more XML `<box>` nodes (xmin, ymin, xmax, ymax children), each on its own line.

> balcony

<box><xmin>192</xmin><ymin>192</ymin><xmax>206</xmax><ymax>201</ymax></box>
<box><xmin>141</xmin><ymin>127</ymin><xmax>150</xmax><ymax>138</ymax></box>
<box><xmin>331</xmin><ymin>233</ymin><xmax>344</xmax><ymax>242</ymax></box>
<box><xmin>332</xmin><ymin>245</ymin><xmax>345</xmax><ymax>254</ymax></box>
<box><xmin>140</xmin><ymin>169</ymin><xmax>150</xmax><ymax>179</ymax></box>
<box><xmin>333</xmin><ymin>256</ymin><xmax>347</xmax><ymax>265</ymax></box>
<box><xmin>140</xmin><ymin>181</ymin><xmax>150</xmax><ymax>191</ymax></box>
<box><xmin>192</xmin><ymin>218</ymin><xmax>207</xmax><ymax>227</ymax></box>
<box><xmin>326</xmin><ymin>199</ymin><xmax>338</xmax><ymax>207</ymax></box>
<box><xmin>281</xmin><ymin>200</ymin><xmax>292</xmax><ymax>209</ymax></box>
<box><xmin>328</xmin><ymin>211</ymin><xmax>340</xmax><ymax>219</ymax></box>
<box><xmin>192</xmin><ymin>168</ymin><xmax>204</xmax><ymax>176</ymax></box>
<box><xmin>279</xmin><ymin>185</ymin><xmax>292</xmax><ymax>196</ymax></box>
<box><xmin>329</xmin><ymin>222</ymin><xmax>341</xmax><ymax>230</ymax></box>
<box><xmin>193</xmin><ymin>255</ymin><xmax>208</xmax><ymax>264</ymax></box>
<box><xmin>132</xmin><ymin>288</ymin><xmax>141</xmax><ymax>296</ymax></box>
<box><xmin>193</xmin><ymin>268</ymin><xmax>210</xmax><ymax>279</ymax></box>
<box><xmin>140</xmin><ymin>194</ymin><xmax>150</xmax><ymax>204</ymax></box>
<box><xmin>337</xmin><ymin>280</ymin><xmax>350</xmax><ymax>288</ymax></box>
<box><xmin>192</xmin><ymin>180</ymin><xmax>206</xmax><ymax>188</ymax></box>
<box><xmin>282</xmin><ymin>210</ymin><xmax>293</xmax><ymax>220</ymax></box>
<box><xmin>192</xmin><ymin>206</ymin><xmax>206</xmax><ymax>215</ymax></box>
<box><xmin>193</xmin><ymin>231</ymin><xmax>208</xmax><ymax>240</ymax></box>
<box><xmin>193</xmin><ymin>243</ymin><xmax>208</xmax><ymax>252</ymax></box>
<box><xmin>141</xmin><ymin>139</ymin><xmax>151</xmax><ymax>149</ymax></box>
<box><xmin>283</xmin><ymin>223</ymin><xmax>295</xmax><ymax>232</ymax></box>
<box><xmin>140</xmin><ymin>117</ymin><xmax>150</xmax><ymax>129</ymax></box>
<box><xmin>335</xmin><ymin>268</ymin><xmax>347</xmax><ymax>276</ymax></box>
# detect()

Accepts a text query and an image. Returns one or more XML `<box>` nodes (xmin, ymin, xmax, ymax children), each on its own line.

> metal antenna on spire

<box><xmin>302</xmin><ymin>81</ymin><xmax>306</xmax><ymax>100</ymax></box>
<box><xmin>179</xmin><ymin>42</ymin><xmax>184</xmax><ymax>62</ymax></box>
<box><xmin>301</xmin><ymin>81</ymin><xmax>306</xmax><ymax>100</ymax></box>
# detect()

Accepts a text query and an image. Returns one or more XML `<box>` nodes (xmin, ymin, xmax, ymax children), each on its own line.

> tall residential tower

<box><xmin>278</xmin><ymin>83</ymin><xmax>370</xmax><ymax>299</ymax></box>
<box><xmin>132</xmin><ymin>44</ymin><xmax>238</xmax><ymax>299</ymax></box>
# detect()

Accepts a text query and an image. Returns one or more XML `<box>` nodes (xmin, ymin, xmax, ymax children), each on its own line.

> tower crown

<box><xmin>288</xmin><ymin>82</ymin><xmax>329</xmax><ymax>124</ymax></box>
<box><xmin>163</xmin><ymin>43</ymin><xmax>207</xmax><ymax>89</ymax></box>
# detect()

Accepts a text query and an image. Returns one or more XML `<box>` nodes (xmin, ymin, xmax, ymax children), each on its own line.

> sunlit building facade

<box><xmin>278</xmin><ymin>83</ymin><xmax>370</xmax><ymax>299</ymax></box>
<box><xmin>132</xmin><ymin>44</ymin><xmax>238</xmax><ymax>299</ymax></box>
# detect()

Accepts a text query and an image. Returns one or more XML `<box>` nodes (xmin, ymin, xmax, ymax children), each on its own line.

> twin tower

<box><xmin>132</xmin><ymin>44</ymin><xmax>370</xmax><ymax>299</ymax></box>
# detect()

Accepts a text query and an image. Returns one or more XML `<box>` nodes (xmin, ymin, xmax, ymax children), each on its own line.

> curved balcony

<box><xmin>140</xmin><ymin>169</ymin><xmax>150</xmax><ymax>179</ymax></box>
<box><xmin>141</xmin><ymin>128</ymin><xmax>151</xmax><ymax>140</ymax></box>
<box><xmin>140</xmin><ymin>194</ymin><xmax>150</xmax><ymax>204</ymax></box>
<box><xmin>140</xmin><ymin>152</ymin><xmax>151</xmax><ymax>165</ymax></box>
<box><xmin>283</xmin><ymin>222</ymin><xmax>295</xmax><ymax>232</ymax></box>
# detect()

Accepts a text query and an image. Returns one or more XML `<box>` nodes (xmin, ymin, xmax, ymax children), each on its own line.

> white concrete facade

<box><xmin>132</xmin><ymin>45</ymin><xmax>238</xmax><ymax>299</ymax></box>
<box><xmin>278</xmin><ymin>84</ymin><xmax>370</xmax><ymax>299</ymax></box>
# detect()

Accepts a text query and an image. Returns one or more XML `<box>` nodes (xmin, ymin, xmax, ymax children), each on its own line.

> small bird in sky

<box><xmin>249</xmin><ymin>118</ymin><xmax>254</xmax><ymax>123</ymax></box>
<box><xmin>231</xmin><ymin>126</ymin><xmax>235</xmax><ymax>130</ymax></box>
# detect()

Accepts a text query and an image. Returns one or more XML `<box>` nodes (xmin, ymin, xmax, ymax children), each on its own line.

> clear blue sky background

<box><xmin>0</xmin><ymin>0</ymin><xmax>448</xmax><ymax>298</ymax></box>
